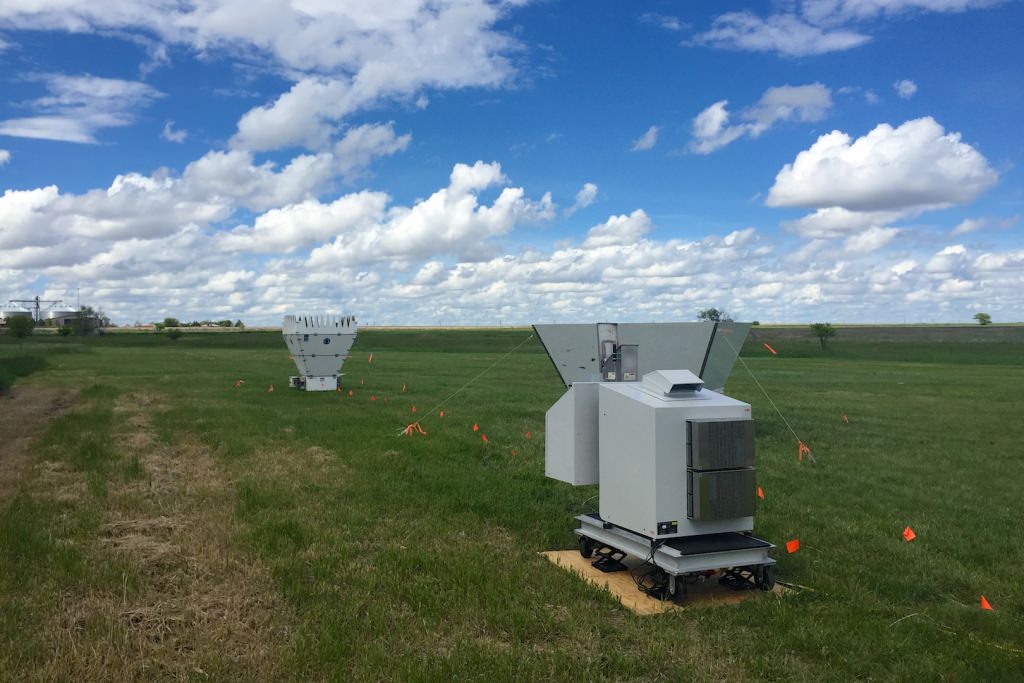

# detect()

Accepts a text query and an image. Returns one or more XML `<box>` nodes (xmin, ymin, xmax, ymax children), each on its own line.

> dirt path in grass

<box><xmin>0</xmin><ymin>385</ymin><xmax>75</xmax><ymax>504</ymax></box>
<box><xmin>32</xmin><ymin>392</ymin><xmax>296</xmax><ymax>680</ymax></box>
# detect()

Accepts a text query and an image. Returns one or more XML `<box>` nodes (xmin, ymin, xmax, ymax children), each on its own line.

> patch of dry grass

<box><xmin>4</xmin><ymin>391</ymin><xmax>298</xmax><ymax>681</ymax></box>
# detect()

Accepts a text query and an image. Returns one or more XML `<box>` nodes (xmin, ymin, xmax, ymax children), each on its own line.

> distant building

<box><xmin>0</xmin><ymin>307</ymin><xmax>33</xmax><ymax>328</ymax></box>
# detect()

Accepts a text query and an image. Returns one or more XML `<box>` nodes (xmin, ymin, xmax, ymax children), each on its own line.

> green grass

<box><xmin>1</xmin><ymin>329</ymin><xmax>1023</xmax><ymax>680</ymax></box>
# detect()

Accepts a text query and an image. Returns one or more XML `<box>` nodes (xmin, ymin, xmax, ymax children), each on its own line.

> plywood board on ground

<box><xmin>542</xmin><ymin>550</ymin><xmax>785</xmax><ymax>616</ymax></box>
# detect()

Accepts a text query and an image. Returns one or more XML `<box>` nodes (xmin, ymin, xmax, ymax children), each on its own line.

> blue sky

<box><xmin>0</xmin><ymin>0</ymin><xmax>1022</xmax><ymax>325</ymax></box>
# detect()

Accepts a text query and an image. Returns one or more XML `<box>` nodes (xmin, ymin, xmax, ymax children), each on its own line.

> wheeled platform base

<box><xmin>575</xmin><ymin>513</ymin><xmax>776</xmax><ymax>600</ymax></box>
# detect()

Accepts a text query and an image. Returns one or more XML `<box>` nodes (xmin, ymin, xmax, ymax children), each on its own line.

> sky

<box><xmin>0</xmin><ymin>0</ymin><xmax>1022</xmax><ymax>326</ymax></box>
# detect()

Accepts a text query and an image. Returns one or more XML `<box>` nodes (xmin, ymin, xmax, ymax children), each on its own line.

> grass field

<box><xmin>1</xmin><ymin>328</ymin><xmax>1023</xmax><ymax>680</ymax></box>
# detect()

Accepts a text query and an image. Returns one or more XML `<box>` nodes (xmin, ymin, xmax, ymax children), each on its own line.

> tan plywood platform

<box><xmin>542</xmin><ymin>550</ymin><xmax>785</xmax><ymax>616</ymax></box>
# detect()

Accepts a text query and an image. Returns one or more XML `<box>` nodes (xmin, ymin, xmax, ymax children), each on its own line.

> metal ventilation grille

<box><xmin>687</xmin><ymin>420</ymin><xmax>755</xmax><ymax>470</ymax></box>
<box><xmin>687</xmin><ymin>470</ymin><xmax>757</xmax><ymax>520</ymax></box>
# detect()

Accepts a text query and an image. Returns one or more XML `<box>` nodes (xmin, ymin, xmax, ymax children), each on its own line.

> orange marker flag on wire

<box><xmin>481</xmin><ymin>434</ymin><xmax>489</xmax><ymax>444</ymax></box>
<box><xmin>762</xmin><ymin>343</ymin><xmax>778</xmax><ymax>356</ymax></box>
<box><xmin>786</xmin><ymin>539</ymin><xmax>800</xmax><ymax>554</ymax></box>
<box><xmin>902</xmin><ymin>526</ymin><xmax>916</xmax><ymax>542</ymax></box>
<box><xmin>439</xmin><ymin>410</ymin><xmax>445</xmax><ymax>418</ymax></box>
<box><xmin>525</xmin><ymin>431</ymin><xmax>532</xmax><ymax>439</ymax></box>
<box><xmin>757</xmin><ymin>486</ymin><xmax>765</xmax><ymax>500</ymax></box>
<box><xmin>981</xmin><ymin>595</ymin><xmax>994</xmax><ymax>611</ymax></box>
<box><xmin>412</xmin><ymin>405</ymin><xmax>417</xmax><ymax>414</ymax></box>
<box><xmin>798</xmin><ymin>441</ymin><xmax>814</xmax><ymax>462</ymax></box>
<box><xmin>472</xmin><ymin>423</ymin><xmax>479</xmax><ymax>432</ymax></box>
<box><xmin>347</xmin><ymin>390</ymin><xmax>353</xmax><ymax>397</ymax></box>
<box><xmin>370</xmin><ymin>395</ymin><xmax>377</xmax><ymax>402</ymax></box>
<box><xmin>401</xmin><ymin>421</ymin><xmax>427</xmax><ymax>437</ymax></box>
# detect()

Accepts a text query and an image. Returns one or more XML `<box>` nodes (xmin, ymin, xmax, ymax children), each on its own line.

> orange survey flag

<box><xmin>762</xmin><ymin>343</ymin><xmax>778</xmax><ymax>356</ymax></box>
<box><xmin>347</xmin><ymin>390</ymin><xmax>353</xmax><ymax>396</ymax></box>
<box><xmin>481</xmin><ymin>434</ymin><xmax>489</xmax><ymax>443</ymax></box>
<box><xmin>757</xmin><ymin>486</ymin><xmax>765</xmax><ymax>500</ymax></box>
<box><xmin>525</xmin><ymin>431</ymin><xmax>532</xmax><ymax>439</ymax></box>
<box><xmin>786</xmin><ymin>539</ymin><xmax>800</xmax><ymax>553</ymax></box>
<box><xmin>472</xmin><ymin>423</ymin><xmax>479</xmax><ymax>432</ymax></box>
<box><xmin>798</xmin><ymin>441</ymin><xmax>812</xmax><ymax>461</ymax></box>
<box><xmin>981</xmin><ymin>595</ymin><xmax>993</xmax><ymax>611</ymax></box>
<box><xmin>902</xmin><ymin>526</ymin><xmax>916</xmax><ymax>542</ymax></box>
<box><xmin>401</xmin><ymin>422</ymin><xmax>427</xmax><ymax>436</ymax></box>
<box><xmin>439</xmin><ymin>410</ymin><xmax>445</xmax><ymax>418</ymax></box>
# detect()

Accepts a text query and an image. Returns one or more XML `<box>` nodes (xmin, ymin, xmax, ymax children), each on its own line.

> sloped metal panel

<box><xmin>533</xmin><ymin>322</ymin><xmax>717</xmax><ymax>387</ymax></box>
<box><xmin>618</xmin><ymin>323</ymin><xmax>715</xmax><ymax>380</ymax></box>
<box><xmin>533</xmin><ymin>324</ymin><xmax>601</xmax><ymax>386</ymax></box>
<box><xmin>700</xmin><ymin>322</ymin><xmax>751</xmax><ymax>391</ymax></box>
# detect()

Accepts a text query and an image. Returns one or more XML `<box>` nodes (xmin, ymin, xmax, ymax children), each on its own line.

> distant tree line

<box><xmin>154</xmin><ymin>318</ymin><xmax>245</xmax><ymax>329</ymax></box>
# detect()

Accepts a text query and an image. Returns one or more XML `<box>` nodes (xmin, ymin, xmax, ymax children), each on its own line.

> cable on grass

<box><xmin>397</xmin><ymin>333</ymin><xmax>536</xmax><ymax>437</ymax></box>
<box><xmin>719</xmin><ymin>332</ymin><xmax>816</xmax><ymax>463</ymax></box>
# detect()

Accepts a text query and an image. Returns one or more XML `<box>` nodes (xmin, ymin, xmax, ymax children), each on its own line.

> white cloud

<box><xmin>693</xmin><ymin>1</ymin><xmax>1005</xmax><ymax>57</ymax></box>
<box><xmin>690</xmin><ymin>101</ymin><xmax>746</xmax><ymax>154</ymax></box>
<box><xmin>0</xmin><ymin>1</ymin><xmax>523</xmax><ymax>152</ymax></box>
<box><xmin>767</xmin><ymin>117</ymin><xmax>997</xmax><ymax>212</ymax></box>
<box><xmin>217</xmin><ymin>191</ymin><xmax>389</xmax><ymax>254</ymax></box>
<box><xmin>0</xmin><ymin>149</ymin><xmax>9</xmax><ymax>166</ymax></box>
<box><xmin>782</xmin><ymin>207</ymin><xmax>910</xmax><ymax>238</ymax></box>
<box><xmin>305</xmin><ymin>161</ymin><xmax>555</xmax><ymax>267</ymax></box>
<box><xmin>951</xmin><ymin>217</ymin><xmax>986</xmax><ymax>235</ymax></box>
<box><xmin>0</xmin><ymin>73</ymin><xmax>162</xmax><ymax>143</ymax></box>
<box><xmin>581</xmin><ymin>210</ymin><xmax>651</xmax><ymax>248</ymax></box>
<box><xmin>842</xmin><ymin>226</ymin><xmax>900</xmax><ymax>255</ymax></box>
<box><xmin>894</xmin><ymin>79</ymin><xmax>918</xmax><ymax>99</ymax></box>
<box><xmin>692</xmin><ymin>12</ymin><xmax>871</xmax><ymax>57</ymax></box>
<box><xmin>744</xmin><ymin>83</ymin><xmax>833</xmax><ymax>134</ymax></box>
<box><xmin>925</xmin><ymin>244</ymin><xmax>969</xmax><ymax>274</ymax></box>
<box><xmin>631</xmin><ymin>125</ymin><xmax>660</xmax><ymax>152</ymax></box>
<box><xmin>181</xmin><ymin>149</ymin><xmax>335</xmax><ymax>212</ymax></box>
<box><xmin>639</xmin><ymin>13</ymin><xmax>688</xmax><ymax>32</ymax></box>
<box><xmin>691</xmin><ymin>84</ymin><xmax>832</xmax><ymax>153</ymax></box>
<box><xmin>333</xmin><ymin>122</ymin><xmax>411</xmax><ymax>180</ymax></box>
<box><xmin>161</xmin><ymin>120</ymin><xmax>187</xmax><ymax>143</ymax></box>
<box><xmin>565</xmin><ymin>182</ymin><xmax>598</xmax><ymax>216</ymax></box>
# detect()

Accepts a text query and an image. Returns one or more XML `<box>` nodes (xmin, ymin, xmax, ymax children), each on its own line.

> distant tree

<box><xmin>166</xmin><ymin>328</ymin><xmax>183</xmax><ymax>341</ymax></box>
<box><xmin>217</xmin><ymin>320</ymin><xmax>233</xmax><ymax>327</ymax></box>
<box><xmin>234</xmin><ymin>320</ymin><xmax>245</xmax><ymax>329</ymax></box>
<box><xmin>973</xmin><ymin>312</ymin><xmax>992</xmax><ymax>326</ymax></box>
<box><xmin>163</xmin><ymin>317</ymin><xmax>180</xmax><ymax>328</ymax></box>
<box><xmin>810</xmin><ymin>322</ymin><xmax>836</xmax><ymax>349</ymax></box>
<box><xmin>72</xmin><ymin>306</ymin><xmax>101</xmax><ymax>336</ymax></box>
<box><xmin>5</xmin><ymin>316</ymin><xmax>34</xmax><ymax>347</ymax></box>
<box><xmin>751</xmin><ymin>320</ymin><xmax>761</xmax><ymax>326</ymax></box>
<box><xmin>697</xmin><ymin>308</ymin><xmax>733</xmax><ymax>322</ymax></box>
